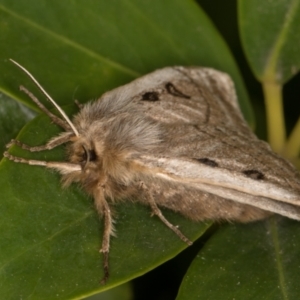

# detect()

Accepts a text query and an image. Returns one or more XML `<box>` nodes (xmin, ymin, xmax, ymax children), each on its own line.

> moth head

<box><xmin>8</xmin><ymin>60</ymin><xmax>100</xmax><ymax>188</ymax></box>
<box><xmin>9</xmin><ymin>59</ymin><xmax>158</xmax><ymax>191</ymax></box>
<box><xmin>61</xmin><ymin>134</ymin><xmax>106</xmax><ymax>190</ymax></box>
<box><xmin>68</xmin><ymin>136</ymin><xmax>100</xmax><ymax>169</ymax></box>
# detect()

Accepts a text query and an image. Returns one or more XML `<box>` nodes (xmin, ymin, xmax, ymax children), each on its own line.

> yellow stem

<box><xmin>262</xmin><ymin>82</ymin><xmax>286</xmax><ymax>153</ymax></box>
<box><xmin>283</xmin><ymin>115</ymin><xmax>300</xmax><ymax>160</ymax></box>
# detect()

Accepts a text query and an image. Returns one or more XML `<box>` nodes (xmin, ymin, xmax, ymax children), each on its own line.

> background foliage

<box><xmin>0</xmin><ymin>0</ymin><xmax>299</xmax><ymax>299</ymax></box>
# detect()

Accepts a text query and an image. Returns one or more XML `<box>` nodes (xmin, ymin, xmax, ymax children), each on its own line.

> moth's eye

<box><xmin>82</xmin><ymin>146</ymin><xmax>97</xmax><ymax>164</ymax></box>
<box><xmin>88</xmin><ymin>149</ymin><xmax>97</xmax><ymax>162</ymax></box>
<box><xmin>82</xmin><ymin>147</ymin><xmax>87</xmax><ymax>162</ymax></box>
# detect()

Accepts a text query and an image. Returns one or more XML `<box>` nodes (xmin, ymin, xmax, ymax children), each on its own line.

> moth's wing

<box><xmin>111</xmin><ymin>66</ymin><xmax>300</xmax><ymax>220</ymax></box>
<box><xmin>98</xmin><ymin>67</ymin><xmax>242</xmax><ymax>126</ymax></box>
<box><xmin>107</xmin><ymin>67</ymin><xmax>246</xmax><ymax>128</ymax></box>
<box><xmin>135</xmin><ymin>67</ymin><xmax>247</xmax><ymax>129</ymax></box>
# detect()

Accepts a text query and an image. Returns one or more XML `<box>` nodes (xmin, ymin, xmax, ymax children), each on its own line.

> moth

<box><xmin>4</xmin><ymin>60</ymin><xmax>300</xmax><ymax>283</ymax></box>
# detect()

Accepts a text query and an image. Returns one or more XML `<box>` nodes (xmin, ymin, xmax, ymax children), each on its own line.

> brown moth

<box><xmin>4</xmin><ymin>60</ymin><xmax>300</xmax><ymax>283</ymax></box>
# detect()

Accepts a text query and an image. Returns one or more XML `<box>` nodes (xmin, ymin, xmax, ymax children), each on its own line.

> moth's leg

<box><xmin>141</xmin><ymin>183</ymin><xmax>193</xmax><ymax>246</ymax></box>
<box><xmin>20</xmin><ymin>85</ymin><xmax>70</xmax><ymax>131</ymax></box>
<box><xmin>94</xmin><ymin>187</ymin><xmax>114</xmax><ymax>284</ymax></box>
<box><xmin>6</xmin><ymin>132</ymin><xmax>74</xmax><ymax>152</ymax></box>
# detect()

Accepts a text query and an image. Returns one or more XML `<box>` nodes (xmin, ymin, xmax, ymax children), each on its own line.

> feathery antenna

<box><xmin>9</xmin><ymin>59</ymin><xmax>79</xmax><ymax>136</ymax></box>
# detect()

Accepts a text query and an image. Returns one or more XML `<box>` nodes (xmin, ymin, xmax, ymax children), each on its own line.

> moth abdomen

<box><xmin>145</xmin><ymin>179</ymin><xmax>271</xmax><ymax>223</ymax></box>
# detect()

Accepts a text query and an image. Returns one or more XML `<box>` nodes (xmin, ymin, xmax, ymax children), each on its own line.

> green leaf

<box><xmin>238</xmin><ymin>0</ymin><xmax>300</xmax><ymax>83</ymax></box>
<box><xmin>177</xmin><ymin>217</ymin><xmax>300</xmax><ymax>300</ymax></box>
<box><xmin>84</xmin><ymin>283</ymin><xmax>132</xmax><ymax>300</ymax></box>
<box><xmin>0</xmin><ymin>92</ymin><xmax>36</xmax><ymax>153</ymax></box>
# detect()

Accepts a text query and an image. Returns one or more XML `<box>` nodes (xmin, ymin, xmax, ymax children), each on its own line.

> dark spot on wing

<box><xmin>194</xmin><ymin>158</ymin><xmax>218</xmax><ymax>167</ymax></box>
<box><xmin>142</xmin><ymin>92</ymin><xmax>160</xmax><ymax>101</ymax></box>
<box><xmin>243</xmin><ymin>169</ymin><xmax>264</xmax><ymax>180</ymax></box>
<box><xmin>165</xmin><ymin>82</ymin><xmax>190</xmax><ymax>99</ymax></box>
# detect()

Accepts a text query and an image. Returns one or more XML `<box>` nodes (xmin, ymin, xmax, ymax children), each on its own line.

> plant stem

<box><xmin>262</xmin><ymin>82</ymin><xmax>286</xmax><ymax>153</ymax></box>
<box><xmin>283</xmin><ymin>115</ymin><xmax>300</xmax><ymax>160</ymax></box>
